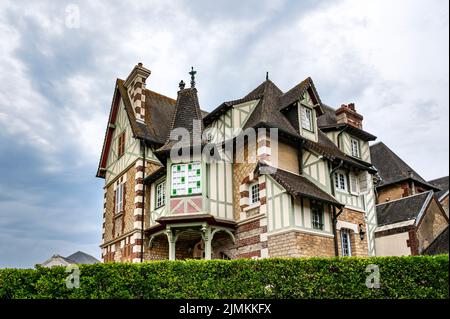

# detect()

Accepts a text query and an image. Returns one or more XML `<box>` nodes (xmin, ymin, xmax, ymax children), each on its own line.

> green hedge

<box><xmin>0</xmin><ymin>255</ymin><xmax>448</xmax><ymax>299</ymax></box>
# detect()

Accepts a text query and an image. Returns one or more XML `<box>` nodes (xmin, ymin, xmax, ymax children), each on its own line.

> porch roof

<box><xmin>145</xmin><ymin>214</ymin><xmax>236</xmax><ymax>236</ymax></box>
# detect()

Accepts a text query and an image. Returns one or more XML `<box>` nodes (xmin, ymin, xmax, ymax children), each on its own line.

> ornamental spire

<box><xmin>189</xmin><ymin>66</ymin><xmax>197</xmax><ymax>88</ymax></box>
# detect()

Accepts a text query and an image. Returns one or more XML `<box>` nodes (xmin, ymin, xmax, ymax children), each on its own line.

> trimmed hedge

<box><xmin>0</xmin><ymin>255</ymin><xmax>448</xmax><ymax>299</ymax></box>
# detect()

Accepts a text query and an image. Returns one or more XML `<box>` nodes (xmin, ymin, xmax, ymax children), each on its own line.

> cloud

<box><xmin>0</xmin><ymin>0</ymin><xmax>448</xmax><ymax>267</ymax></box>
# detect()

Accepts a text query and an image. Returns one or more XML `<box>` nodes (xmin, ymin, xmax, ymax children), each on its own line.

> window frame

<box><xmin>350</xmin><ymin>137</ymin><xmax>361</xmax><ymax>158</ymax></box>
<box><xmin>334</xmin><ymin>171</ymin><xmax>348</xmax><ymax>192</ymax></box>
<box><xmin>301</xmin><ymin>105</ymin><xmax>314</xmax><ymax>132</ymax></box>
<box><xmin>249</xmin><ymin>182</ymin><xmax>260</xmax><ymax>204</ymax></box>
<box><xmin>311</xmin><ymin>202</ymin><xmax>324</xmax><ymax>230</ymax></box>
<box><xmin>117</xmin><ymin>131</ymin><xmax>126</xmax><ymax>159</ymax></box>
<box><xmin>115</xmin><ymin>183</ymin><xmax>124</xmax><ymax>215</ymax></box>
<box><xmin>170</xmin><ymin>162</ymin><xmax>202</xmax><ymax>197</ymax></box>
<box><xmin>155</xmin><ymin>180</ymin><xmax>166</xmax><ymax>209</ymax></box>
<box><xmin>340</xmin><ymin>228</ymin><xmax>352</xmax><ymax>256</ymax></box>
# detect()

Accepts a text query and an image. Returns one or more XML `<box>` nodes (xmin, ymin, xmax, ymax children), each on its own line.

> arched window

<box><xmin>340</xmin><ymin>228</ymin><xmax>352</xmax><ymax>256</ymax></box>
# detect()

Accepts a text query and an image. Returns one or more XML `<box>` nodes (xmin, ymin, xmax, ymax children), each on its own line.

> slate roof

<box><xmin>317</xmin><ymin>104</ymin><xmax>376</xmax><ymax>141</ymax></box>
<box><xmin>66</xmin><ymin>251</ymin><xmax>100</xmax><ymax>264</ymax></box>
<box><xmin>157</xmin><ymin>87</ymin><xmax>205</xmax><ymax>152</ymax></box>
<box><xmin>98</xmin><ymin>74</ymin><xmax>377</xmax><ymax>178</ymax></box>
<box><xmin>376</xmin><ymin>191</ymin><xmax>432</xmax><ymax>227</ymax></box>
<box><xmin>422</xmin><ymin>226</ymin><xmax>449</xmax><ymax>255</ymax></box>
<box><xmin>40</xmin><ymin>251</ymin><xmax>100</xmax><ymax>267</ymax></box>
<box><xmin>370</xmin><ymin>142</ymin><xmax>440</xmax><ymax>190</ymax></box>
<box><xmin>258</xmin><ymin>164</ymin><xmax>343</xmax><ymax>207</ymax></box>
<box><xmin>429</xmin><ymin>176</ymin><xmax>449</xmax><ymax>200</ymax></box>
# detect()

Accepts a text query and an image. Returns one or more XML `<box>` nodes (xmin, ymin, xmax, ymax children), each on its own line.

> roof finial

<box><xmin>266</xmin><ymin>71</ymin><xmax>269</xmax><ymax>81</ymax></box>
<box><xmin>179</xmin><ymin>80</ymin><xmax>185</xmax><ymax>90</ymax></box>
<box><xmin>189</xmin><ymin>66</ymin><xmax>197</xmax><ymax>88</ymax></box>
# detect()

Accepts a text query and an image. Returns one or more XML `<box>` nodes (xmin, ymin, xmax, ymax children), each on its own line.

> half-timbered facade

<box><xmin>97</xmin><ymin>63</ymin><xmax>380</xmax><ymax>262</ymax></box>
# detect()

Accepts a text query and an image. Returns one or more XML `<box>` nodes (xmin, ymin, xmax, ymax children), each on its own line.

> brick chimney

<box><xmin>335</xmin><ymin>103</ymin><xmax>363</xmax><ymax>129</ymax></box>
<box><xmin>124</xmin><ymin>63</ymin><xmax>151</xmax><ymax>122</ymax></box>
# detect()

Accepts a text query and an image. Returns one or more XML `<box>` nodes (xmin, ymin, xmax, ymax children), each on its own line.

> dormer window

<box><xmin>301</xmin><ymin>106</ymin><xmax>313</xmax><ymax>132</ymax></box>
<box><xmin>351</xmin><ymin>138</ymin><xmax>360</xmax><ymax>158</ymax></box>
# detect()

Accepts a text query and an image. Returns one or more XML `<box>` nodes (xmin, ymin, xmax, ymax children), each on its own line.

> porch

<box><xmin>145</xmin><ymin>214</ymin><xmax>236</xmax><ymax>260</ymax></box>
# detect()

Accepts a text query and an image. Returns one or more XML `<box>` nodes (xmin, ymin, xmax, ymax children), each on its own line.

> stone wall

<box><xmin>337</xmin><ymin>208</ymin><xmax>368</xmax><ymax>257</ymax></box>
<box><xmin>416</xmin><ymin>198</ymin><xmax>449</xmax><ymax>253</ymax></box>
<box><xmin>377</xmin><ymin>182</ymin><xmax>410</xmax><ymax>203</ymax></box>
<box><xmin>268</xmin><ymin>231</ymin><xmax>335</xmax><ymax>258</ymax></box>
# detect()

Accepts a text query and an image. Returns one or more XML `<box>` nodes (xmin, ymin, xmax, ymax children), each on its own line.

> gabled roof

<box><xmin>279</xmin><ymin>77</ymin><xmax>324</xmax><ymax>115</ymax></box>
<box><xmin>257</xmin><ymin>164</ymin><xmax>343</xmax><ymax>207</ymax></box>
<box><xmin>422</xmin><ymin>226</ymin><xmax>449</xmax><ymax>255</ymax></box>
<box><xmin>370</xmin><ymin>142</ymin><xmax>440</xmax><ymax>191</ymax></box>
<box><xmin>243</xmin><ymin>80</ymin><xmax>300</xmax><ymax>136</ymax></box>
<box><xmin>376</xmin><ymin>191</ymin><xmax>433</xmax><ymax>227</ymax></box>
<box><xmin>429</xmin><ymin>176</ymin><xmax>449</xmax><ymax>201</ymax></box>
<box><xmin>157</xmin><ymin>86</ymin><xmax>205</xmax><ymax>153</ymax></box>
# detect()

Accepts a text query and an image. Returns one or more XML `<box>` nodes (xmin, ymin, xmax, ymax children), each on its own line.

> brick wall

<box><xmin>235</xmin><ymin>217</ymin><xmax>268</xmax><ymax>258</ymax></box>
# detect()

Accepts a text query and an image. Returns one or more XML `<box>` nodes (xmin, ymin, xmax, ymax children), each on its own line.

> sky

<box><xmin>0</xmin><ymin>0</ymin><xmax>448</xmax><ymax>268</ymax></box>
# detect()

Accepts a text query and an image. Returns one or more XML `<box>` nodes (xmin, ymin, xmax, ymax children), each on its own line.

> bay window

<box><xmin>171</xmin><ymin>162</ymin><xmax>202</xmax><ymax>196</ymax></box>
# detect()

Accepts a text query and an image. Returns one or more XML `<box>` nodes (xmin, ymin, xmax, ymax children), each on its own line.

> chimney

<box><xmin>124</xmin><ymin>63</ymin><xmax>151</xmax><ymax>122</ymax></box>
<box><xmin>335</xmin><ymin>103</ymin><xmax>363</xmax><ymax>129</ymax></box>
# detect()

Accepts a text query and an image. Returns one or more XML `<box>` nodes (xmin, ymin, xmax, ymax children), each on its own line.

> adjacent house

<box><xmin>370</xmin><ymin>143</ymin><xmax>449</xmax><ymax>256</ymax></box>
<box><xmin>96</xmin><ymin>63</ymin><xmax>379</xmax><ymax>262</ymax></box>
<box><xmin>429</xmin><ymin>176</ymin><xmax>449</xmax><ymax>217</ymax></box>
<box><xmin>40</xmin><ymin>251</ymin><xmax>100</xmax><ymax>267</ymax></box>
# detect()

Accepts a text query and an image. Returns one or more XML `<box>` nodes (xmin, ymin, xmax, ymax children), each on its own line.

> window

<box><xmin>351</xmin><ymin>138</ymin><xmax>360</xmax><ymax>158</ymax></box>
<box><xmin>250</xmin><ymin>183</ymin><xmax>260</xmax><ymax>204</ymax></box>
<box><xmin>311</xmin><ymin>202</ymin><xmax>324</xmax><ymax>230</ymax></box>
<box><xmin>118</xmin><ymin>131</ymin><xmax>125</xmax><ymax>158</ymax></box>
<box><xmin>301</xmin><ymin>106</ymin><xmax>313</xmax><ymax>132</ymax></box>
<box><xmin>334</xmin><ymin>171</ymin><xmax>347</xmax><ymax>191</ymax></box>
<box><xmin>341</xmin><ymin>229</ymin><xmax>352</xmax><ymax>256</ymax></box>
<box><xmin>171</xmin><ymin>162</ymin><xmax>201</xmax><ymax>196</ymax></box>
<box><xmin>115</xmin><ymin>183</ymin><xmax>124</xmax><ymax>214</ymax></box>
<box><xmin>155</xmin><ymin>181</ymin><xmax>166</xmax><ymax>208</ymax></box>
<box><xmin>349</xmin><ymin>173</ymin><xmax>359</xmax><ymax>195</ymax></box>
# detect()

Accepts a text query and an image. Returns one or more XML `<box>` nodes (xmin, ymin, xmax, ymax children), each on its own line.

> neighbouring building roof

<box><xmin>40</xmin><ymin>251</ymin><xmax>100</xmax><ymax>267</ymax></box>
<box><xmin>422</xmin><ymin>226</ymin><xmax>449</xmax><ymax>255</ymax></box>
<box><xmin>429</xmin><ymin>176</ymin><xmax>449</xmax><ymax>201</ymax></box>
<box><xmin>370</xmin><ymin>142</ymin><xmax>440</xmax><ymax>190</ymax></box>
<box><xmin>376</xmin><ymin>191</ymin><xmax>433</xmax><ymax>227</ymax></box>
<box><xmin>66</xmin><ymin>251</ymin><xmax>101</xmax><ymax>265</ymax></box>
<box><xmin>258</xmin><ymin>165</ymin><xmax>343</xmax><ymax>207</ymax></box>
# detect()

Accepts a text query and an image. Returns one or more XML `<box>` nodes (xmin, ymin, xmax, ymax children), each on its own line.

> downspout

<box><xmin>298</xmin><ymin>140</ymin><xmax>304</xmax><ymax>174</ymax></box>
<box><xmin>330</xmin><ymin>159</ymin><xmax>344</xmax><ymax>256</ymax></box>
<box><xmin>336</xmin><ymin>126</ymin><xmax>346</xmax><ymax>151</ymax></box>
<box><xmin>140</xmin><ymin>140</ymin><xmax>146</xmax><ymax>263</ymax></box>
